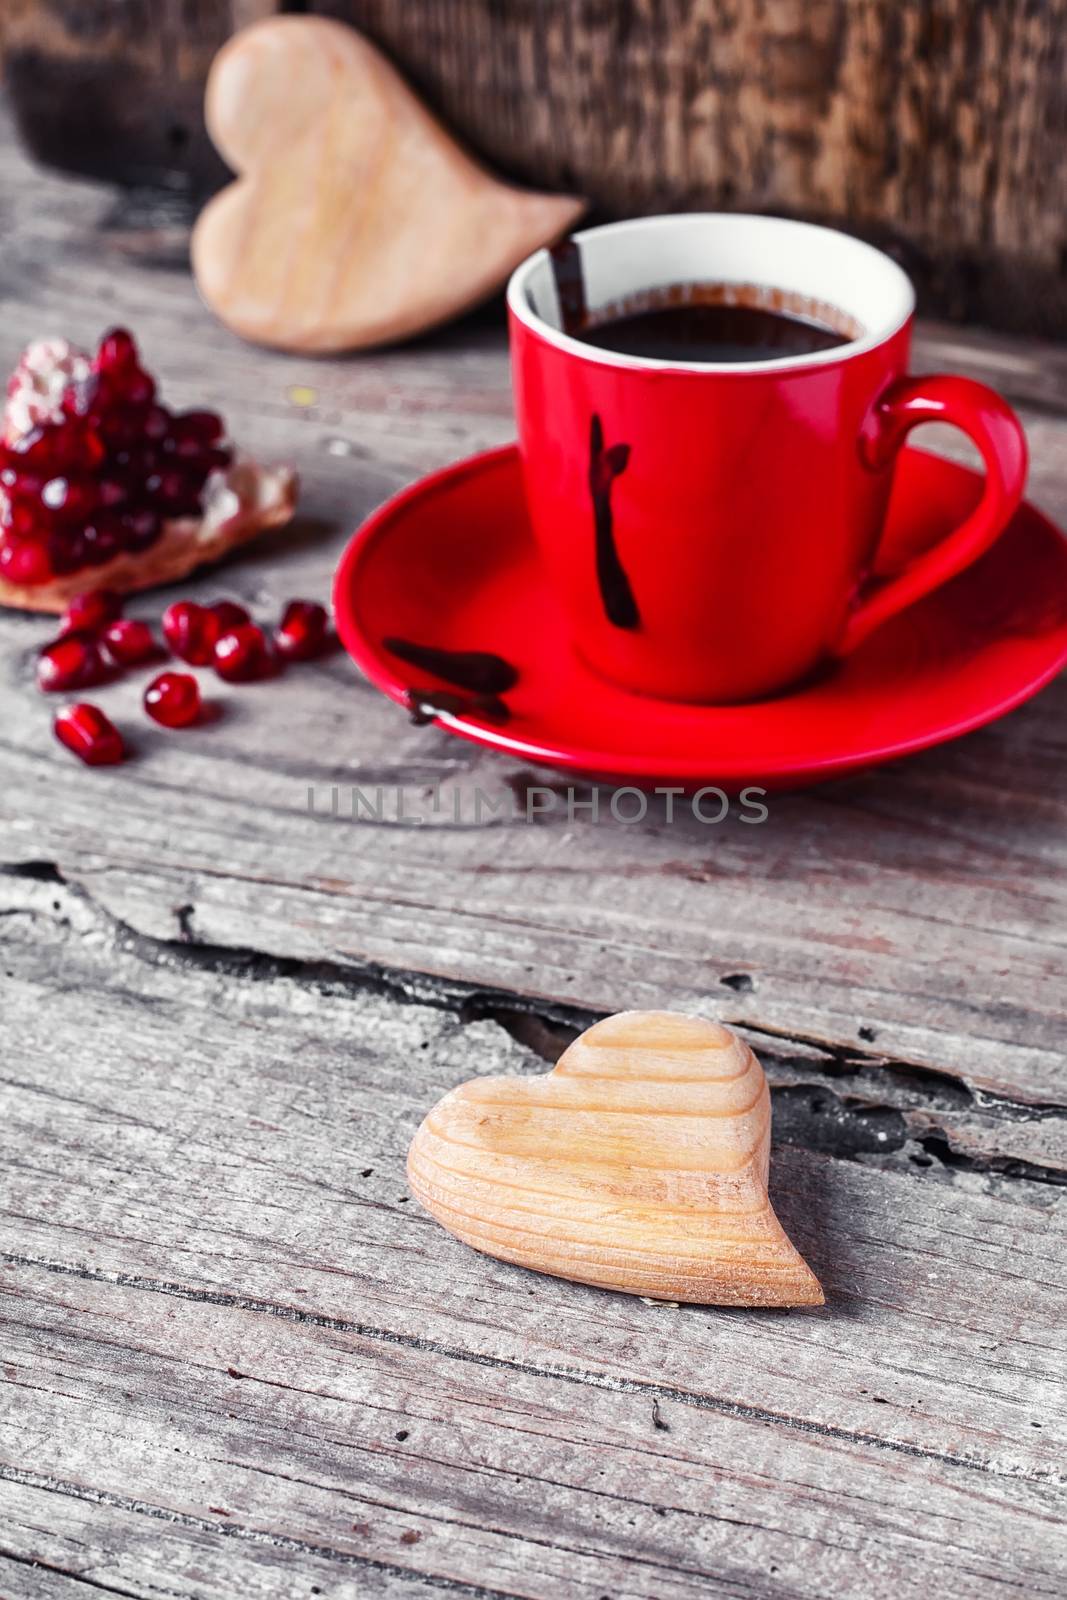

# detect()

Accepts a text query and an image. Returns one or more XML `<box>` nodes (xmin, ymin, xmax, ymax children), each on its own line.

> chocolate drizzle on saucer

<box><xmin>405</xmin><ymin>687</ymin><xmax>510</xmax><ymax>725</ymax></box>
<box><xmin>589</xmin><ymin>413</ymin><xmax>639</xmax><ymax>629</ymax></box>
<box><xmin>550</xmin><ymin>237</ymin><xmax>587</xmax><ymax>337</ymax></box>
<box><xmin>384</xmin><ymin>637</ymin><xmax>518</xmax><ymax>694</ymax></box>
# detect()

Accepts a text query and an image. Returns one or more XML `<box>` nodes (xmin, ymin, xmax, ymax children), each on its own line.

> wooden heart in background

<box><xmin>408</xmin><ymin>1011</ymin><xmax>824</xmax><ymax>1307</ymax></box>
<box><xmin>192</xmin><ymin>17</ymin><xmax>585</xmax><ymax>353</ymax></box>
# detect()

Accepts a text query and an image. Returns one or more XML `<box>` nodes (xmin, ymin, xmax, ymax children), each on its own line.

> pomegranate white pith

<box><xmin>0</xmin><ymin>330</ymin><xmax>296</xmax><ymax>613</ymax></box>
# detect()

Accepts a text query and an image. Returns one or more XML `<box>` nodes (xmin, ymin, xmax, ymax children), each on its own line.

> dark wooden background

<box><xmin>2</xmin><ymin>0</ymin><xmax>1066</xmax><ymax>335</ymax></box>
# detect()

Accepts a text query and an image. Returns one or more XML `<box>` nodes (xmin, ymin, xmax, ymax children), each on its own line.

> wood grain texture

<box><xmin>0</xmin><ymin>109</ymin><xmax>1064</xmax><ymax>1113</ymax></box>
<box><xmin>192</xmin><ymin>16</ymin><xmax>583</xmax><ymax>352</ymax></box>
<box><xmin>0</xmin><ymin>103</ymin><xmax>1064</xmax><ymax>1596</ymax></box>
<box><xmin>0</xmin><ymin>873</ymin><xmax>1064</xmax><ymax>1598</ymax></box>
<box><xmin>0</xmin><ymin>0</ymin><xmax>267</xmax><ymax>191</ymax></box>
<box><xmin>409</xmin><ymin>1012</ymin><xmax>824</xmax><ymax>1306</ymax></box>
<box><xmin>6</xmin><ymin>1</ymin><xmax>1066</xmax><ymax>331</ymax></box>
<box><xmin>314</xmin><ymin>0</ymin><xmax>1067</xmax><ymax>337</ymax></box>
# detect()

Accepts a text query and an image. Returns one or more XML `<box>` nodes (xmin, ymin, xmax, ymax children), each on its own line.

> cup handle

<box><xmin>839</xmin><ymin>374</ymin><xmax>1028</xmax><ymax>655</ymax></box>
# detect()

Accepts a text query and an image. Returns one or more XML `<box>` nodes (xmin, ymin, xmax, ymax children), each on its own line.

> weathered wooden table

<box><xmin>1</xmin><ymin>111</ymin><xmax>1065</xmax><ymax>1600</ymax></box>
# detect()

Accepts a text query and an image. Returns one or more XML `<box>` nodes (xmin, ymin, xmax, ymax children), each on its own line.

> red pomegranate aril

<box><xmin>81</xmin><ymin>515</ymin><xmax>124</xmax><ymax>565</ymax></box>
<box><xmin>37</xmin><ymin>630</ymin><xmax>106</xmax><ymax>692</ymax></box>
<box><xmin>147</xmin><ymin>468</ymin><xmax>199</xmax><ymax>514</ymax></box>
<box><xmin>71</xmin><ymin>430</ymin><xmax>106</xmax><ymax>473</ymax></box>
<box><xmin>96</xmin><ymin>328</ymin><xmax>137</xmax><ymax>372</ymax></box>
<box><xmin>52</xmin><ymin>534</ymin><xmax>91</xmax><ymax>575</ymax></box>
<box><xmin>214</xmin><ymin>622</ymin><xmax>273</xmax><ymax>682</ymax></box>
<box><xmin>60</xmin><ymin>588</ymin><xmax>122</xmax><ymax>636</ymax></box>
<box><xmin>1</xmin><ymin>466</ymin><xmax>43</xmax><ymax>496</ymax></box>
<box><xmin>41</xmin><ymin>476</ymin><xmax>99</xmax><ymax>522</ymax></box>
<box><xmin>97</xmin><ymin>474</ymin><xmax>130</xmax><ymax>508</ymax></box>
<box><xmin>209</xmin><ymin>600</ymin><xmax>250</xmax><ymax>631</ymax></box>
<box><xmin>6</xmin><ymin>500</ymin><xmax>39</xmax><ymax>537</ymax></box>
<box><xmin>144</xmin><ymin>670</ymin><xmax>201</xmax><ymax>728</ymax></box>
<box><xmin>54</xmin><ymin>702</ymin><xmax>125</xmax><ymax>766</ymax></box>
<box><xmin>143</xmin><ymin>404</ymin><xmax>172</xmax><ymax>441</ymax></box>
<box><xmin>120</xmin><ymin>507</ymin><xmax>161</xmax><ymax>550</ymax></box>
<box><xmin>169</xmin><ymin>410</ymin><xmax>224</xmax><ymax>446</ymax></box>
<box><xmin>123</xmin><ymin>370</ymin><xmax>156</xmax><ymax>408</ymax></box>
<box><xmin>0</xmin><ymin>536</ymin><xmax>52</xmax><ymax>585</ymax></box>
<box><xmin>162</xmin><ymin>600</ymin><xmax>218</xmax><ymax>665</ymax></box>
<box><xmin>102</xmin><ymin>618</ymin><xmax>159</xmax><ymax>667</ymax></box>
<box><xmin>275</xmin><ymin>599</ymin><xmax>329</xmax><ymax>661</ymax></box>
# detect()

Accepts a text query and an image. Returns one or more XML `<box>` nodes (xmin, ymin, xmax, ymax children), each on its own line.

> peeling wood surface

<box><xmin>0</xmin><ymin>107</ymin><xmax>1065</xmax><ymax>1597</ymax></box>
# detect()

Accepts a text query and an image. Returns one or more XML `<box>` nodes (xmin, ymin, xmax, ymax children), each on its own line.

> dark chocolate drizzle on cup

<box><xmin>385</xmin><ymin>637</ymin><xmax>518</xmax><ymax>694</ymax></box>
<box><xmin>588</xmin><ymin>414</ymin><xmax>639</xmax><ymax>630</ymax></box>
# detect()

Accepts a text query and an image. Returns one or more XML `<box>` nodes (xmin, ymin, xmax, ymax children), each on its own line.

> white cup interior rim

<box><xmin>507</xmin><ymin>213</ymin><xmax>916</xmax><ymax>374</ymax></box>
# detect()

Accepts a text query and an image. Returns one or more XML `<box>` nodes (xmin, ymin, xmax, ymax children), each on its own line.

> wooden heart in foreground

<box><xmin>192</xmin><ymin>16</ymin><xmax>585</xmax><ymax>353</ymax></box>
<box><xmin>408</xmin><ymin>1011</ymin><xmax>824</xmax><ymax>1307</ymax></box>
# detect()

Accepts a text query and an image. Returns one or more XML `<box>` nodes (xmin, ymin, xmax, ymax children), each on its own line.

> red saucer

<box><xmin>334</xmin><ymin>445</ymin><xmax>1067</xmax><ymax>788</ymax></box>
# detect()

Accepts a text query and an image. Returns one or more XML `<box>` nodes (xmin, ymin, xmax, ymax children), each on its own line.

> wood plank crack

<box><xmin>1</xmin><ymin>1250</ymin><xmax>1057</xmax><ymax>1486</ymax></box>
<box><xmin>0</xmin><ymin>1469</ymin><xmax>521</xmax><ymax>1600</ymax></box>
<box><xmin>4</xmin><ymin>860</ymin><xmax>1063</xmax><ymax>1185</ymax></box>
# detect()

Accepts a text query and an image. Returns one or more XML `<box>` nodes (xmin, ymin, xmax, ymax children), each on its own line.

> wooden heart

<box><xmin>192</xmin><ymin>17</ymin><xmax>585</xmax><ymax>353</ymax></box>
<box><xmin>408</xmin><ymin>1011</ymin><xmax>824</xmax><ymax>1307</ymax></box>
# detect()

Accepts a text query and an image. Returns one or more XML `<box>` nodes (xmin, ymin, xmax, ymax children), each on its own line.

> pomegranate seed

<box><xmin>143</xmin><ymin>404</ymin><xmax>172</xmax><ymax>441</ymax></box>
<box><xmin>97</xmin><ymin>474</ymin><xmax>130</xmax><ymax>508</ymax></box>
<box><xmin>49</xmin><ymin>532</ymin><xmax>88</xmax><ymax>575</ymax></box>
<box><xmin>124</xmin><ymin>369</ymin><xmax>156</xmax><ymax>407</ymax></box>
<box><xmin>1</xmin><ymin>466</ymin><xmax>43</xmax><ymax>496</ymax></box>
<box><xmin>60</xmin><ymin>588</ymin><xmax>122</xmax><ymax>636</ymax></box>
<box><xmin>119</xmin><ymin>507</ymin><xmax>161</xmax><ymax>550</ymax></box>
<box><xmin>210</xmin><ymin>599</ymin><xmax>251</xmax><ymax>631</ymax></box>
<box><xmin>168</xmin><ymin>410</ymin><xmax>225</xmax><ymax>451</ymax></box>
<box><xmin>42</xmin><ymin>476</ymin><xmax>99</xmax><ymax>522</ymax></box>
<box><xmin>6</xmin><ymin>501</ymin><xmax>39</xmax><ymax>537</ymax></box>
<box><xmin>81</xmin><ymin>516</ymin><xmax>123</xmax><ymax>565</ymax></box>
<box><xmin>0</xmin><ymin>536</ymin><xmax>52</xmax><ymax>585</ymax></box>
<box><xmin>37</xmin><ymin>631</ymin><xmax>106</xmax><ymax>692</ymax></box>
<box><xmin>147</xmin><ymin>467</ymin><xmax>199</xmax><ymax>514</ymax></box>
<box><xmin>144</xmin><ymin>670</ymin><xmax>201</xmax><ymax>728</ymax></box>
<box><xmin>96</xmin><ymin>328</ymin><xmax>137</xmax><ymax>372</ymax></box>
<box><xmin>274</xmin><ymin>599</ymin><xmax>329</xmax><ymax>661</ymax></box>
<box><xmin>54</xmin><ymin>702</ymin><xmax>125</xmax><ymax>766</ymax></box>
<box><xmin>162</xmin><ymin>600</ymin><xmax>218</xmax><ymax>664</ymax></box>
<box><xmin>102</xmin><ymin>618</ymin><xmax>159</xmax><ymax>667</ymax></box>
<box><xmin>214</xmin><ymin>622</ymin><xmax>273</xmax><ymax>682</ymax></box>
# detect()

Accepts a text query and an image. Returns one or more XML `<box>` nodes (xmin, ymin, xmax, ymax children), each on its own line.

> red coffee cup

<box><xmin>507</xmin><ymin>215</ymin><xmax>1028</xmax><ymax>703</ymax></box>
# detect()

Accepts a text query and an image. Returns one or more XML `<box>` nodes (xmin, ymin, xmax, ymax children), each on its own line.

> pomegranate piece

<box><xmin>101</xmin><ymin>617</ymin><xmax>159</xmax><ymax>668</ymax></box>
<box><xmin>0</xmin><ymin>328</ymin><xmax>233</xmax><ymax>587</ymax></box>
<box><xmin>214</xmin><ymin>622</ymin><xmax>273</xmax><ymax>682</ymax></box>
<box><xmin>54</xmin><ymin>703</ymin><xmax>125</xmax><ymax>766</ymax></box>
<box><xmin>210</xmin><ymin>599</ymin><xmax>251</xmax><ymax>632</ymax></box>
<box><xmin>162</xmin><ymin>599</ymin><xmax>219</xmax><ymax>665</ymax></box>
<box><xmin>275</xmin><ymin>599</ymin><xmax>329</xmax><ymax>661</ymax></box>
<box><xmin>37</xmin><ymin>631</ymin><xmax>106</xmax><ymax>692</ymax></box>
<box><xmin>60</xmin><ymin>588</ymin><xmax>123</xmax><ymax>636</ymax></box>
<box><xmin>144</xmin><ymin>670</ymin><xmax>202</xmax><ymax>728</ymax></box>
